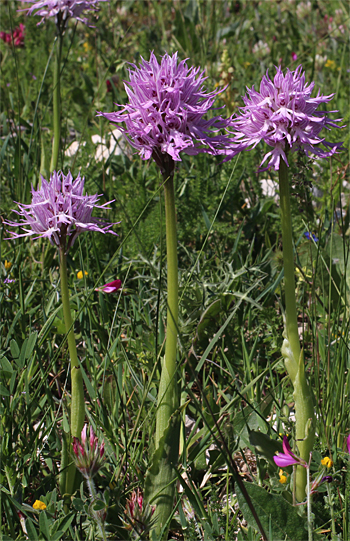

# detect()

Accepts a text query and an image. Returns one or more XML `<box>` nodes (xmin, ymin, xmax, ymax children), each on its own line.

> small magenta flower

<box><xmin>5</xmin><ymin>170</ymin><xmax>118</xmax><ymax>253</ymax></box>
<box><xmin>19</xmin><ymin>0</ymin><xmax>106</xmax><ymax>26</ymax></box>
<box><xmin>273</xmin><ymin>436</ymin><xmax>308</xmax><ymax>468</ymax></box>
<box><xmin>97</xmin><ymin>51</ymin><xmax>232</xmax><ymax>172</ymax></box>
<box><xmin>227</xmin><ymin>65</ymin><xmax>343</xmax><ymax>171</ymax></box>
<box><xmin>72</xmin><ymin>424</ymin><xmax>105</xmax><ymax>479</ymax></box>
<box><xmin>347</xmin><ymin>434</ymin><xmax>350</xmax><ymax>454</ymax></box>
<box><xmin>0</xmin><ymin>24</ymin><xmax>25</xmax><ymax>47</ymax></box>
<box><xmin>95</xmin><ymin>279</ymin><xmax>122</xmax><ymax>293</ymax></box>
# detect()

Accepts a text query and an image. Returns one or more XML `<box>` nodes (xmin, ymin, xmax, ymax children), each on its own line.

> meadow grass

<box><xmin>0</xmin><ymin>1</ymin><xmax>349</xmax><ymax>539</ymax></box>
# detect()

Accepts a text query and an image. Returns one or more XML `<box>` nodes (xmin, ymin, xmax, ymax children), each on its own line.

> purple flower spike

<box><xmin>273</xmin><ymin>436</ymin><xmax>308</xmax><ymax>468</ymax></box>
<box><xmin>5</xmin><ymin>170</ymin><xmax>118</xmax><ymax>253</ymax></box>
<box><xmin>19</xmin><ymin>0</ymin><xmax>107</xmax><ymax>26</ymax></box>
<box><xmin>97</xmin><ymin>51</ymin><xmax>232</xmax><ymax>172</ymax></box>
<box><xmin>347</xmin><ymin>434</ymin><xmax>350</xmax><ymax>455</ymax></box>
<box><xmin>227</xmin><ymin>65</ymin><xmax>343</xmax><ymax>171</ymax></box>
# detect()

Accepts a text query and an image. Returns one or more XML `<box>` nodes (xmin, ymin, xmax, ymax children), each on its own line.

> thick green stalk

<box><xmin>278</xmin><ymin>160</ymin><xmax>300</xmax><ymax>382</ymax></box>
<box><xmin>155</xmin><ymin>174</ymin><xmax>179</xmax><ymax>448</ymax></box>
<box><xmin>50</xmin><ymin>31</ymin><xmax>63</xmax><ymax>172</ymax></box>
<box><xmin>150</xmin><ymin>172</ymin><xmax>180</xmax><ymax>539</ymax></box>
<box><xmin>278</xmin><ymin>160</ymin><xmax>314</xmax><ymax>503</ymax></box>
<box><xmin>59</xmin><ymin>248</ymin><xmax>85</xmax><ymax>496</ymax></box>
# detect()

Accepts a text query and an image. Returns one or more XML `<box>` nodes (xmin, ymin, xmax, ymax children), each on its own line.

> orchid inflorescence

<box><xmin>19</xmin><ymin>0</ymin><xmax>106</xmax><ymax>26</ymax></box>
<box><xmin>5</xmin><ymin>170</ymin><xmax>118</xmax><ymax>253</ymax></box>
<box><xmin>98</xmin><ymin>51</ymin><xmax>233</xmax><ymax>171</ymax></box>
<box><xmin>227</xmin><ymin>65</ymin><xmax>343</xmax><ymax>171</ymax></box>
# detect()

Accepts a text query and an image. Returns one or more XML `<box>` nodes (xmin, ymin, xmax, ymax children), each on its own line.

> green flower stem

<box><xmin>50</xmin><ymin>30</ymin><xmax>63</xmax><ymax>172</ymax></box>
<box><xmin>278</xmin><ymin>160</ymin><xmax>300</xmax><ymax>382</ymax></box>
<box><xmin>155</xmin><ymin>173</ymin><xmax>179</xmax><ymax>448</ymax></box>
<box><xmin>307</xmin><ymin>466</ymin><xmax>312</xmax><ymax>541</ymax></box>
<box><xmin>278</xmin><ymin>160</ymin><xmax>314</xmax><ymax>503</ymax></box>
<box><xmin>86</xmin><ymin>477</ymin><xmax>108</xmax><ymax>541</ymax></box>
<box><xmin>151</xmin><ymin>171</ymin><xmax>180</xmax><ymax>539</ymax></box>
<box><xmin>59</xmin><ymin>247</ymin><xmax>85</xmax><ymax>496</ymax></box>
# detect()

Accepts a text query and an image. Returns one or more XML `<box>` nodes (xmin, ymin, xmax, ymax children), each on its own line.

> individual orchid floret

<box><xmin>273</xmin><ymin>436</ymin><xmax>308</xmax><ymax>468</ymax></box>
<box><xmin>97</xmin><ymin>51</ymin><xmax>232</xmax><ymax>173</ymax></box>
<box><xmin>72</xmin><ymin>424</ymin><xmax>105</xmax><ymax>479</ymax></box>
<box><xmin>95</xmin><ymin>279</ymin><xmax>122</xmax><ymax>294</ymax></box>
<box><xmin>19</xmin><ymin>0</ymin><xmax>107</xmax><ymax>26</ymax></box>
<box><xmin>227</xmin><ymin>65</ymin><xmax>343</xmax><ymax>171</ymax></box>
<box><xmin>5</xmin><ymin>170</ymin><xmax>118</xmax><ymax>253</ymax></box>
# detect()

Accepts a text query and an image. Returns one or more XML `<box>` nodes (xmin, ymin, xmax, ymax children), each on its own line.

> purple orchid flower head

<box><xmin>97</xmin><ymin>51</ymin><xmax>232</xmax><ymax>174</ymax></box>
<box><xmin>226</xmin><ymin>65</ymin><xmax>343</xmax><ymax>171</ymax></box>
<box><xmin>19</xmin><ymin>0</ymin><xmax>107</xmax><ymax>26</ymax></box>
<box><xmin>273</xmin><ymin>436</ymin><xmax>308</xmax><ymax>468</ymax></box>
<box><xmin>5</xmin><ymin>170</ymin><xmax>118</xmax><ymax>253</ymax></box>
<box><xmin>347</xmin><ymin>433</ymin><xmax>350</xmax><ymax>455</ymax></box>
<box><xmin>95</xmin><ymin>279</ymin><xmax>122</xmax><ymax>294</ymax></box>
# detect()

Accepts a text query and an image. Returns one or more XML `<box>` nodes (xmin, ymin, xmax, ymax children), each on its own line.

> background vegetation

<box><xmin>0</xmin><ymin>0</ymin><xmax>349</xmax><ymax>539</ymax></box>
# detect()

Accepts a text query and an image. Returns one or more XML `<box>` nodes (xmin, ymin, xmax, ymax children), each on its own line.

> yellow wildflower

<box><xmin>4</xmin><ymin>260</ymin><xmax>12</xmax><ymax>270</ymax></box>
<box><xmin>321</xmin><ymin>456</ymin><xmax>333</xmax><ymax>468</ymax></box>
<box><xmin>243</xmin><ymin>62</ymin><xmax>251</xmax><ymax>68</ymax></box>
<box><xmin>325</xmin><ymin>59</ymin><xmax>336</xmax><ymax>69</ymax></box>
<box><xmin>77</xmin><ymin>270</ymin><xmax>88</xmax><ymax>279</ymax></box>
<box><xmin>83</xmin><ymin>42</ymin><xmax>92</xmax><ymax>53</ymax></box>
<box><xmin>33</xmin><ymin>500</ymin><xmax>47</xmax><ymax>511</ymax></box>
<box><xmin>279</xmin><ymin>469</ymin><xmax>288</xmax><ymax>484</ymax></box>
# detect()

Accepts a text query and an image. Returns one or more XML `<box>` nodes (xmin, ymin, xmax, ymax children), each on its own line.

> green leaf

<box><xmin>25</xmin><ymin>518</ymin><xmax>39</xmax><ymax>541</ymax></box>
<box><xmin>25</xmin><ymin>332</ymin><xmax>38</xmax><ymax>359</ymax></box>
<box><xmin>236</xmin><ymin>482</ymin><xmax>307</xmax><ymax>540</ymax></box>
<box><xmin>0</xmin><ymin>384</ymin><xmax>10</xmax><ymax>397</ymax></box>
<box><xmin>39</xmin><ymin>511</ymin><xmax>51</xmax><ymax>540</ymax></box>
<box><xmin>10</xmin><ymin>339</ymin><xmax>20</xmax><ymax>359</ymax></box>
<box><xmin>0</xmin><ymin>356</ymin><xmax>13</xmax><ymax>375</ymax></box>
<box><xmin>91</xmin><ymin>499</ymin><xmax>106</xmax><ymax>512</ymax></box>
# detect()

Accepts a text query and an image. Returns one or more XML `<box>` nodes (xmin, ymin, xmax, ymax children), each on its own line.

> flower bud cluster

<box><xmin>72</xmin><ymin>424</ymin><xmax>105</xmax><ymax>479</ymax></box>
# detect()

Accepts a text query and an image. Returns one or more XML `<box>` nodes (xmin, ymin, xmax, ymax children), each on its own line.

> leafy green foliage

<box><xmin>0</xmin><ymin>0</ymin><xmax>349</xmax><ymax>539</ymax></box>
